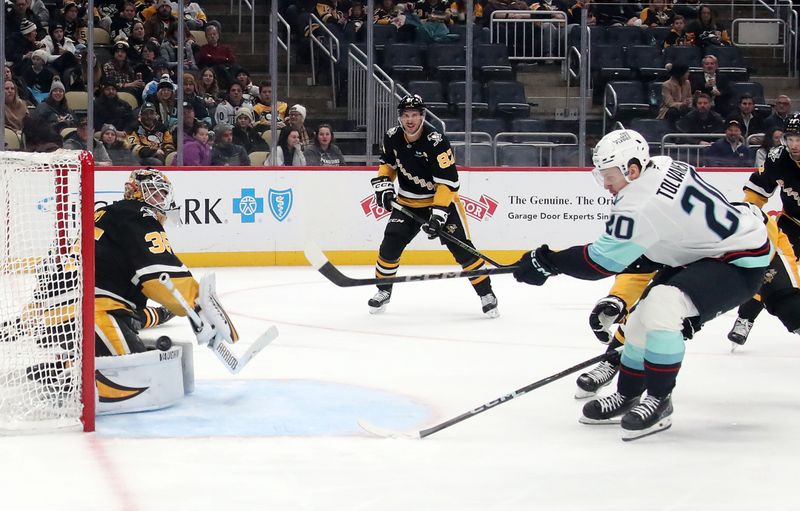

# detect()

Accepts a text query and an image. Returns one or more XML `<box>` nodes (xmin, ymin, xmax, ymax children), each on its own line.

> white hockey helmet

<box><xmin>124</xmin><ymin>168</ymin><xmax>176</xmax><ymax>214</ymax></box>
<box><xmin>591</xmin><ymin>129</ymin><xmax>650</xmax><ymax>185</ymax></box>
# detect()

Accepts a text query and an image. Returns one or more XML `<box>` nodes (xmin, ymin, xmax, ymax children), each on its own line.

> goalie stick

<box><xmin>359</xmin><ymin>348</ymin><xmax>620</xmax><ymax>439</ymax></box>
<box><xmin>159</xmin><ymin>273</ymin><xmax>277</xmax><ymax>374</ymax></box>
<box><xmin>390</xmin><ymin>201</ymin><xmax>513</xmax><ymax>269</ymax></box>
<box><xmin>304</xmin><ymin>242</ymin><xmax>517</xmax><ymax>287</ymax></box>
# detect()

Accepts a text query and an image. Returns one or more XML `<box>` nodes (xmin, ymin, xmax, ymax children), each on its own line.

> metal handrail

<box><xmin>602</xmin><ymin>84</ymin><xmax>619</xmax><ymax>135</ymax></box>
<box><xmin>232</xmin><ymin>5</ymin><xmax>291</xmax><ymax>95</ymax></box>
<box><xmin>494</xmin><ymin>132</ymin><xmax>578</xmax><ymax>145</ymax></box>
<box><xmin>308</xmin><ymin>14</ymin><xmax>340</xmax><ymax>108</ymax></box>
<box><xmin>489</xmin><ymin>10</ymin><xmax>568</xmax><ymax>62</ymax></box>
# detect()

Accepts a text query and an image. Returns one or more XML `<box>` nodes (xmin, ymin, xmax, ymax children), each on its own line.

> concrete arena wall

<box><xmin>97</xmin><ymin>166</ymin><xmax>775</xmax><ymax>267</ymax></box>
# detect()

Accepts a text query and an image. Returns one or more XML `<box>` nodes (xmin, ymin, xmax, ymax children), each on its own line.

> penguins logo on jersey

<box><xmin>427</xmin><ymin>131</ymin><xmax>443</xmax><ymax>146</ymax></box>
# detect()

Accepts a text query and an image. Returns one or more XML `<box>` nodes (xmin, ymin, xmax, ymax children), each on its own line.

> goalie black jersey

<box><xmin>379</xmin><ymin>125</ymin><xmax>459</xmax><ymax>206</ymax></box>
<box><xmin>745</xmin><ymin>145</ymin><xmax>800</xmax><ymax>225</ymax></box>
<box><xmin>94</xmin><ymin>199</ymin><xmax>197</xmax><ymax>315</ymax></box>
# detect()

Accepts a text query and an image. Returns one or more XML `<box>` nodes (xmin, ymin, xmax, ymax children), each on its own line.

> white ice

<box><xmin>2</xmin><ymin>264</ymin><xmax>799</xmax><ymax>511</ymax></box>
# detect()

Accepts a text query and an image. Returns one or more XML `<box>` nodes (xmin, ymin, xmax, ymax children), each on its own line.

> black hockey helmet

<box><xmin>397</xmin><ymin>94</ymin><xmax>426</xmax><ymax>114</ymax></box>
<box><xmin>785</xmin><ymin>112</ymin><xmax>800</xmax><ymax>136</ymax></box>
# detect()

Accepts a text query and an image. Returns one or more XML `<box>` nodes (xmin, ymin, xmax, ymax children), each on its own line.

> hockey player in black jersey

<box><xmin>95</xmin><ymin>168</ymin><xmax>239</xmax><ymax>356</ymax></box>
<box><xmin>727</xmin><ymin>112</ymin><xmax>800</xmax><ymax>344</ymax></box>
<box><xmin>368</xmin><ymin>94</ymin><xmax>499</xmax><ymax>317</ymax></box>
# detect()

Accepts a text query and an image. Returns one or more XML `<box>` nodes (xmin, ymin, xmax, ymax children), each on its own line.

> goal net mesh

<box><xmin>0</xmin><ymin>150</ymin><xmax>89</xmax><ymax>432</ymax></box>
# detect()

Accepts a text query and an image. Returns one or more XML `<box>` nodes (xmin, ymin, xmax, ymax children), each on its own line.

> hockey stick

<box><xmin>359</xmin><ymin>349</ymin><xmax>618</xmax><ymax>439</ymax></box>
<box><xmin>390</xmin><ymin>201</ymin><xmax>512</xmax><ymax>268</ymax></box>
<box><xmin>158</xmin><ymin>273</ymin><xmax>278</xmax><ymax>374</ymax></box>
<box><xmin>304</xmin><ymin>242</ymin><xmax>517</xmax><ymax>288</ymax></box>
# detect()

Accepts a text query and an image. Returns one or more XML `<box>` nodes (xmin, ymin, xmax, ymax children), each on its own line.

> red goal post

<box><xmin>0</xmin><ymin>150</ymin><xmax>94</xmax><ymax>433</ymax></box>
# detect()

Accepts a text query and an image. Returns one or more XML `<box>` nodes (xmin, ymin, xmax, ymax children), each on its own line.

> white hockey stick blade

<box><xmin>233</xmin><ymin>325</ymin><xmax>278</xmax><ymax>374</ymax></box>
<box><xmin>303</xmin><ymin>241</ymin><xmax>329</xmax><ymax>270</ymax></box>
<box><xmin>357</xmin><ymin>419</ymin><xmax>421</xmax><ymax>439</ymax></box>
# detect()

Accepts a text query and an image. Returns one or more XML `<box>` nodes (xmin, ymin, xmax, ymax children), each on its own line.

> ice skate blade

<box><xmin>484</xmin><ymin>308</ymin><xmax>499</xmax><ymax>319</ymax></box>
<box><xmin>621</xmin><ymin>417</ymin><xmax>672</xmax><ymax>441</ymax></box>
<box><xmin>368</xmin><ymin>304</ymin><xmax>388</xmax><ymax>314</ymax></box>
<box><xmin>574</xmin><ymin>387</ymin><xmax>597</xmax><ymax>399</ymax></box>
<box><xmin>358</xmin><ymin>419</ymin><xmax>420</xmax><ymax>439</ymax></box>
<box><xmin>578</xmin><ymin>416</ymin><xmax>623</xmax><ymax>425</ymax></box>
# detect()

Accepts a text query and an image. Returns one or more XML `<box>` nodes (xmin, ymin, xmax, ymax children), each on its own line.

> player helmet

<box><xmin>784</xmin><ymin>112</ymin><xmax>800</xmax><ymax>137</ymax></box>
<box><xmin>124</xmin><ymin>168</ymin><xmax>175</xmax><ymax>214</ymax></box>
<box><xmin>591</xmin><ymin>129</ymin><xmax>650</xmax><ymax>185</ymax></box>
<box><xmin>397</xmin><ymin>94</ymin><xmax>426</xmax><ymax>114</ymax></box>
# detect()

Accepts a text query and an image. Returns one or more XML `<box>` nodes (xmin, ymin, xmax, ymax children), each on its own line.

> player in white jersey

<box><xmin>512</xmin><ymin>129</ymin><xmax>771</xmax><ymax>440</ymax></box>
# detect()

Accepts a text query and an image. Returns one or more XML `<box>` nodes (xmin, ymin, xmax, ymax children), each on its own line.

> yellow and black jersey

<box><xmin>94</xmin><ymin>199</ymin><xmax>198</xmax><ymax>317</ymax></box>
<box><xmin>744</xmin><ymin>145</ymin><xmax>800</xmax><ymax>226</ymax></box>
<box><xmin>378</xmin><ymin>125</ymin><xmax>459</xmax><ymax>209</ymax></box>
<box><xmin>416</xmin><ymin>0</ymin><xmax>451</xmax><ymax>20</ymax></box>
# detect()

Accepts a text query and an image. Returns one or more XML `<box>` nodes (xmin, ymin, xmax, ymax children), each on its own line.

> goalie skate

<box><xmin>575</xmin><ymin>359</ymin><xmax>620</xmax><ymax>398</ymax></box>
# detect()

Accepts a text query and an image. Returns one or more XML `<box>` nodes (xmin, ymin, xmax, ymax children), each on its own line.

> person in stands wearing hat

<box><xmin>183</xmin><ymin>122</ymin><xmax>212</xmax><ymax>165</ymax></box>
<box><xmin>214</xmin><ymin>81</ymin><xmax>253</xmax><ymax>127</ymax></box>
<box><xmin>145</xmin><ymin>0</ymin><xmax>178</xmax><ymax>42</ymax></box>
<box><xmin>102</xmin><ymin>40</ymin><xmax>144</xmax><ymax>98</ymax></box>
<box><xmin>704</xmin><ymin>119</ymin><xmax>754</xmax><ymax>167</ymax></box>
<box><xmin>142</xmin><ymin>59</ymin><xmax>172</xmax><ymax>101</ymax></box>
<box><xmin>21</xmin><ymin>48</ymin><xmax>54</xmax><ymax>102</ymax></box>
<box><xmin>40</xmin><ymin>23</ymin><xmax>77</xmax><ymax>76</ymax></box>
<box><xmin>64</xmin><ymin>115</ymin><xmax>112</xmax><ymax>164</ymax></box>
<box><xmin>171</xmin><ymin>100</ymin><xmax>199</xmax><ymax>143</ymax></box>
<box><xmin>99</xmin><ymin>123</ymin><xmax>138</xmax><ymax>165</ymax></box>
<box><xmin>151</xmin><ymin>75</ymin><xmax>178</xmax><ymax>129</ymax></box>
<box><xmin>182</xmin><ymin>72</ymin><xmax>211</xmax><ymax>125</ymax></box>
<box><xmin>95</xmin><ymin>76</ymin><xmax>138</xmax><ymax>131</ymax></box>
<box><xmin>8</xmin><ymin>19</ymin><xmax>42</xmax><ymax>69</ymax></box>
<box><xmin>211</xmin><ymin>123</ymin><xmax>250</xmax><ymax>166</ymax></box>
<box><xmin>129</xmin><ymin>101</ymin><xmax>175</xmax><ymax>165</ymax></box>
<box><xmin>232</xmin><ymin>107</ymin><xmax>268</xmax><ymax>154</ymax></box>
<box><xmin>286</xmin><ymin>104</ymin><xmax>313</xmax><ymax>151</ymax></box>
<box><xmin>33</xmin><ymin>79</ymin><xmax>74</xmax><ymax>132</ymax></box>
<box><xmin>57</xmin><ymin>1</ymin><xmax>82</xmax><ymax>42</ymax></box>
<box><xmin>233</xmin><ymin>66</ymin><xmax>258</xmax><ymax>99</ymax></box>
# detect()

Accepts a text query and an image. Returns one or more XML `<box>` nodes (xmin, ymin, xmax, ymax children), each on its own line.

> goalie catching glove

<box><xmin>371</xmin><ymin>176</ymin><xmax>396</xmax><ymax>211</ymax></box>
<box><xmin>588</xmin><ymin>295</ymin><xmax>627</xmax><ymax>344</ymax></box>
<box><xmin>421</xmin><ymin>207</ymin><xmax>448</xmax><ymax>240</ymax></box>
<box><xmin>190</xmin><ymin>273</ymin><xmax>240</xmax><ymax>347</ymax></box>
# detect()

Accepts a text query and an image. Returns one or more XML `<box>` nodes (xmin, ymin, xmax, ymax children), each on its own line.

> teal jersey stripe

<box><xmin>587</xmin><ymin>234</ymin><xmax>647</xmax><ymax>273</ymax></box>
<box><xmin>644</xmin><ymin>330</ymin><xmax>686</xmax><ymax>366</ymax></box>
<box><xmin>729</xmin><ymin>253</ymin><xmax>772</xmax><ymax>269</ymax></box>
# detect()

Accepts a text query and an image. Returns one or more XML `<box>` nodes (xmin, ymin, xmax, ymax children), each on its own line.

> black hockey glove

<box><xmin>422</xmin><ymin>207</ymin><xmax>448</xmax><ymax>240</ymax></box>
<box><xmin>681</xmin><ymin>316</ymin><xmax>702</xmax><ymax>340</ymax></box>
<box><xmin>513</xmin><ymin>245</ymin><xmax>559</xmax><ymax>286</ymax></box>
<box><xmin>588</xmin><ymin>295</ymin><xmax>627</xmax><ymax>344</ymax></box>
<box><xmin>370</xmin><ymin>176</ymin><xmax>396</xmax><ymax>211</ymax></box>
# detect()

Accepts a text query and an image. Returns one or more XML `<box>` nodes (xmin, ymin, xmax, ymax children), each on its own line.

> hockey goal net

<box><xmin>0</xmin><ymin>150</ymin><xmax>94</xmax><ymax>433</ymax></box>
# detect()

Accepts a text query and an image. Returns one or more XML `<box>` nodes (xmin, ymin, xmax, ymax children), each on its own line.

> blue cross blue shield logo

<box><xmin>233</xmin><ymin>188</ymin><xmax>264</xmax><ymax>223</ymax></box>
<box><xmin>268</xmin><ymin>188</ymin><xmax>293</xmax><ymax>222</ymax></box>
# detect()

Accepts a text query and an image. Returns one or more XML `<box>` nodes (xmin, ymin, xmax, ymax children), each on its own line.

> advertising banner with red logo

<box><xmin>95</xmin><ymin>167</ymin><xmax>776</xmax><ymax>266</ymax></box>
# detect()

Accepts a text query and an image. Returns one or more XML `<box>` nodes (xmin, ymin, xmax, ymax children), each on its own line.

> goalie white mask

<box><xmin>124</xmin><ymin>168</ymin><xmax>177</xmax><ymax>220</ymax></box>
<box><xmin>591</xmin><ymin>129</ymin><xmax>650</xmax><ymax>188</ymax></box>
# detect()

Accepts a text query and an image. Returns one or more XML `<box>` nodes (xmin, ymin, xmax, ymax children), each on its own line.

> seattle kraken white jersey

<box><xmin>588</xmin><ymin>156</ymin><xmax>772</xmax><ymax>271</ymax></box>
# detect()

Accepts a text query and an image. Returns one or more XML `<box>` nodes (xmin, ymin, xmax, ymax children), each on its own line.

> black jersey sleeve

<box><xmin>745</xmin><ymin>146</ymin><xmax>784</xmax><ymax>199</ymax></box>
<box><xmin>379</xmin><ymin>128</ymin><xmax>399</xmax><ymax>169</ymax></box>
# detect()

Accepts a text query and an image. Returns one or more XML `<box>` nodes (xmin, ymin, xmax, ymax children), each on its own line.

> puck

<box><xmin>156</xmin><ymin>336</ymin><xmax>172</xmax><ymax>351</ymax></box>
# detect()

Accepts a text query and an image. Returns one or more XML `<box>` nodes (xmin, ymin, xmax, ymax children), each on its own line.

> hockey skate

<box><xmin>368</xmin><ymin>290</ymin><xmax>391</xmax><ymax>314</ymax></box>
<box><xmin>480</xmin><ymin>292</ymin><xmax>499</xmax><ymax>318</ymax></box>
<box><xmin>727</xmin><ymin>317</ymin><xmax>753</xmax><ymax>349</ymax></box>
<box><xmin>579</xmin><ymin>391</ymin><xmax>640</xmax><ymax>425</ymax></box>
<box><xmin>621</xmin><ymin>394</ymin><xmax>673</xmax><ymax>441</ymax></box>
<box><xmin>575</xmin><ymin>359</ymin><xmax>620</xmax><ymax>398</ymax></box>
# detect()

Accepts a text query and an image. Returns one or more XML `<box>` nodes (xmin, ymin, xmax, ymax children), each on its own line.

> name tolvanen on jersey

<box><xmin>656</xmin><ymin>162</ymin><xmax>691</xmax><ymax>200</ymax></box>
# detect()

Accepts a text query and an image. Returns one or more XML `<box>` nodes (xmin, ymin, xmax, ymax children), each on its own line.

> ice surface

<box><xmin>2</xmin><ymin>264</ymin><xmax>799</xmax><ymax>510</ymax></box>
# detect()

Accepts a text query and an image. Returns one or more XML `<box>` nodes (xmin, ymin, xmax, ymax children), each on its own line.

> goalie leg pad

<box><xmin>196</xmin><ymin>273</ymin><xmax>240</xmax><ymax>345</ymax></box>
<box><xmin>95</xmin><ymin>346</ymin><xmax>188</xmax><ymax>415</ymax></box>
